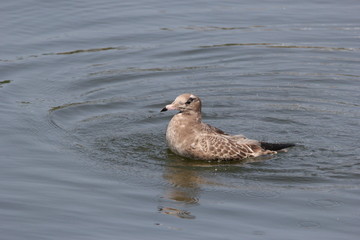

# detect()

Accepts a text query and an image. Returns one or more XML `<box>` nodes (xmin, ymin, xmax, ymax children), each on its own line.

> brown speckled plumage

<box><xmin>161</xmin><ymin>93</ymin><xmax>294</xmax><ymax>161</ymax></box>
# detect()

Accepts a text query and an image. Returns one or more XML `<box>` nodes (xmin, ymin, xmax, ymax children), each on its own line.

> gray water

<box><xmin>1</xmin><ymin>0</ymin><xmax>360</xmax><ymax>239</ymax></box>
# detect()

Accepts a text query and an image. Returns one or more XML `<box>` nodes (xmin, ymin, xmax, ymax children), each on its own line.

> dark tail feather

<box><xmin>260</xmin><ymin>142</ymin><xmax>295</xmax><ymax>151</ymax></box>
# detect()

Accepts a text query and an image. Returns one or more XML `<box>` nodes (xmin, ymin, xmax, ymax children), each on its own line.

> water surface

<box><xmin>1</xmin><ymin>0</ymin><xmax>360</xmax><ymax>239</ymax></box>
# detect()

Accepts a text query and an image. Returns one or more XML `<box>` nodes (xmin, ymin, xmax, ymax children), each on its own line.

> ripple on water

<box><xmin>297</xmin><ymin>220</ymin><xmax>321</xmax><ymax>229</ymax></box>
<box><xmin>47</xmin><ymin>77</ymin><xmax>359</xmax><ymax>193</ymax></box>
<box><xmin>48</xmin><ymin>93</ymin><xmax>178</xmax><ymax>184</ymax></box>
<box><xmin>307</xmin><ymin>199</ymin><xmax>343</xmax><ymax>209</ymax></box>
<box><xmin>45</xmin><ymin>32</ymin><xmax>360</xmax><ymax>193</ymax></box>
<box><xmin>0</xmin><ymin>80</ymin><xmax>12</xmax><ymax>87</ymax></box>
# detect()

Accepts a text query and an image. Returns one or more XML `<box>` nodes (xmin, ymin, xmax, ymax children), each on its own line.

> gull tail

<box><xmin>260</xmin><ymin>142</ymin><xmax>295</xmax><ymax>151</ymax></box>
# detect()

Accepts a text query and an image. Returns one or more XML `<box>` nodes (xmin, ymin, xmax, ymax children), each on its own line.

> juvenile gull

<box><xmin>161</xmin><ymin>93</ymin><xmax>294</xmax><ymax>161</ymax></box>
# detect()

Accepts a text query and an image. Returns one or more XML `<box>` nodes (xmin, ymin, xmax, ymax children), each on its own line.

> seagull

<box><xmin>161</xmin><ymin>93</ymin><xmax>294</xmax><ymax>161</ymax></box>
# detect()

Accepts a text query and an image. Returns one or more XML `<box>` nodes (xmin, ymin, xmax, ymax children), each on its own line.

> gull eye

<box><xmin>185</xmin><ymin>97</ymin><xmax>195</xmax><ymax>105</ymax></box>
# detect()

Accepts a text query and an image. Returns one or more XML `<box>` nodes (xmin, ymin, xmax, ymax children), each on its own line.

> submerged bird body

<box><xmin>161</xmin><ymin>93</ymin><xmax>294</xmax><ymax>161</ymax></box>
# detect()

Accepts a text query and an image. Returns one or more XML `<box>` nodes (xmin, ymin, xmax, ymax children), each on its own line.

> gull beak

<box><xmin>160</xmin><ymin>103</ymin><xmax>177</xmax><ymax>112</ymax></box>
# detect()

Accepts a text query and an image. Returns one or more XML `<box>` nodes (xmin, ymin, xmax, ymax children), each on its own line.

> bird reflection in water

<box><xmin>159</xmin><ymin>151</ymin><xmax>227</xmax><ymax>219</ymax></box>
<box><xmin>158</xmin><ymin>153</ymin><xmax>204</xmax><ymax>219</ymax></box>
<box><xmin>158</xmin><ymin>150</ymin><xmax>274</xmax><ymax>219</ymax></box>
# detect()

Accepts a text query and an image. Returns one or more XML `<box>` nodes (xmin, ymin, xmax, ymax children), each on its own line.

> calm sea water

<box><xmin>1</xmin><ymin>0</ymin><xmax>360</xmax><ymax>239</ymax></box>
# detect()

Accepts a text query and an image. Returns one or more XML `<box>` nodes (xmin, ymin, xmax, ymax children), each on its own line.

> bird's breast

<box><xmin>165</xmin><ymin>116</ymin><xmax>196</xmax><ymax>156</ymax></box>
